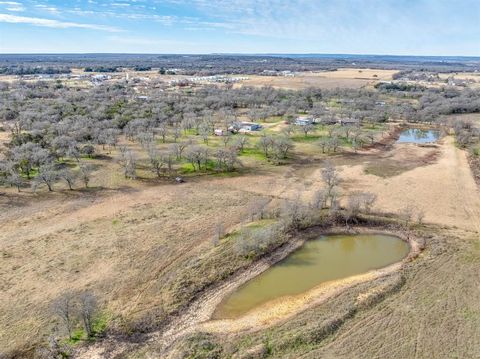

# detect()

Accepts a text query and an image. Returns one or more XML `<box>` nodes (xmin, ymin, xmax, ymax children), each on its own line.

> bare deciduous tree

<box><xmin>272</xmin><ymin>136</ymin><xmax>294</xmax><ymax>159</ymax></box>
<box><xmin>321</xmin><ymin>161</ymin><xmax>341</xmax><ymax>207</ymax></box>
<box><xmin>233</xmin><ymin>135</ymin><xmax>249</xmax><ymax>153</ymax></box>
<box><xmin>281</xmin><ymin>124</ymin><xmax>296</xmax><ymax>137</ymax></box>
<box><xmin>344</xmin><ymin>193</ymin><xmax>363</xmax><ymax>226</ymax></box>
<box><xmin>79</xmin><ymin>162</ymin><xmax>94</xmax><ymax>188</ymax></box>
<box><xmin>172</xmin><ymin>124</ymin><xmax>181</xmax><ymax>143</ymax></box>
<box><xmin>158</xmin><ymin>122</ymin><xmax>168</xmax><ymax>143</ymax></box>
<box><xmin>186</xmin><ymin>145</ymin><xmax>209</xmax><ymax>171</ymax></box>
<box><xmin>258</xmin><ymin>134</ymin><xmax>274</xmax><ymax>157</ymax></box>
<box><xmin>400</xmin><ymin>205</ymin><xmax>415</xmax><ymax>228</ymax></box>
<box><xmin>33</xmin><ymin>163</ymin><xmax>59</xmax><ymax>192</ymax></box>
<box><xmin>248</xmin><ymin>197</ymin><xmax>270</xmax><ymax>221</ymax></box>
<box><xmin>212</xmin><ymin>222</ymin><xmax>224</xmax><ymax>247</ymax></box>
<box><xmin>59</xmin><ymin>168</ymin><xmax>76</xmax><ymax>190</ymax></box>
<box><xmin>119</xmin><ymin>146</ymin><xmax>137</xmax><ymax>179</ymax></box>
<box><xmin>78</xmin><ymin>291</ymin><xmax>98</xmax><ymax>338</ymax></box>
<box><xmin>199</xmin><ymin>121</ymin><xmax>211</xmax><ymax>145</ymax></box>
<box><xmin>148</xmin><ymin>146</ymin><xmax>166</xmax><ymax>178</ymax></box>
<box><xmin>300</xmin><ymin>123</ymin><xmax>314</xmax><ymax>137</ymax></box>
<box><xmin>311</xmin><ymin>189</ymin><xmax>327</xmax><ymax>209</ymax></box>
<box><xmin>318</xmin><ymin>137</ymin><xmax>329</xmax><ymax>153</ymax></box>
<box><xmin>328</xmin><ymin>136</ymin><xmax>340</xmax><ymax>152</ymax></box>
<box><xmin>169</xmin><ymin>140</ymin><xmax>190</xmax><ymax>160</ymax></box>
<box><xmin>52</xmin><ymin>292</ymin><xmax>76</xmax><ymax>339</ymax></box>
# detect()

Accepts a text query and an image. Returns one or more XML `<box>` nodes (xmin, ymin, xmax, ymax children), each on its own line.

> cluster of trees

<box><xmin>416</xmin><ymin>88</ymin><xmax>480</xmax><ymax>120</ymax></box>
<box><xmin>133</xmin><ymin>66</ymin><xmax>152</xmax><ymax>71</ymax></box>
<box><xmin>0</xmin><ymin>134</ymin><xmax>94</xmax><ymax>191</ymax></box>
<box><xmin>0</xmin><ymin>66</ymin><xmax>71</xmax><ymax>75</ymax></box>
<box><xmin>84</xmin><ymin>66</ymin><xmax>120</xmax><ymax>73</ymax></box>
<box><xmin>234</xmin><ymin>224</ymin><xmax>283</xmax><ymax>258</ymax></box>
<box><xmin>256</xmin><ymin>134</ymin><xmax>294</xmax><ymax>161</ymax></box>
<box><xmin>375</xmin><ymin>82</ymin><xmax>426</xmax><ymax>92</ymax></box>
<box><xmin>392</xmin><ymin>70</ymin><xmax>441</xmax><ymax>82</ymax></box>
<box><xmin>1</xmin><ymin>73</ymin><xmax>479</xmax><ymax>191</ymax></box>
<box><xmin>0</xmin><ymin>83</ymin><xmax>328</xmax><ymax>189</ymax></box>
<box><xmin>230</xmin><ymin>161</ymin><xmax>378</xmax><ymax>258</ymax></box>
<box><xmin>51</xmin><ymin>291</ymin><xmax>100</xmax><ymax>340</ymax></box>
<box><xmin>375</xmin><ymin>82</ymin><xmax>480</xmax><ymax>122</ymax></box>
<box><xmin>451</xmin><ymin>119</ymin><xmax>480</xmax><ymax>149</ymax></box>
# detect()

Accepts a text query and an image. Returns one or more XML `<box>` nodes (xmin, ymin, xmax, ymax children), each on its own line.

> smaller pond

<box><xmin>396</xmin><ymin>128</ymin><xmax>440</xmax><ymax>144</ymax></box>
<box><xmin>213</xmin><ymin>234</ymin><xmax>409</xmax><ymax>319</ymax></box>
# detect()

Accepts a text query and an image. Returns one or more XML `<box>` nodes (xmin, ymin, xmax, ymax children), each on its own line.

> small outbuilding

<box><xmin>295</xmin><ymin>116</ymin><xmax>314</xmax><ymax>126</ymax></box>
<box><xmin>240</xmin><ymin>122</ymin><xmax>262</xmax><ymax>131</ymax></box>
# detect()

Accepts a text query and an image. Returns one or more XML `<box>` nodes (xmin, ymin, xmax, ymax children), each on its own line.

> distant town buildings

<box><xmin>261</xmin><ymin>70</ymin><xmax>296</xmax><ymax>77</ymax></box>
<box><xmin>169</xmin><ymin>75</ymin><xmax>249</xmax><ymax>85</ymax></box>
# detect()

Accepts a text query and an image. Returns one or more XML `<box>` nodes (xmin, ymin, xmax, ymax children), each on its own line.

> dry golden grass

<box><xmin>0</xmin><ymin>129</ymin><xmax>9</xmax><ymax>154</ymax></box>
<box><xmin>2</xmin><ymin>125</ymin><xmax>480</xmax><ymax>357</ymax></box>
<box><xmin>234</xmin><ymin>69</ymin><xmax>396</xmax><ymax>90</ymax></box>
<box><xmin>0</xmin><ymin>176</ymin><xmax>274</xmax><ymax>353</ymax></box>
<box><xmin>168</xmin><ymin>226</ymin><xmax>479</xmax><ymax>359</ymax></box>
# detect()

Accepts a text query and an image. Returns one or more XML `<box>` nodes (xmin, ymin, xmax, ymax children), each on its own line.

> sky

<box><xmin>0</xmin><ymin>0</ymin><xmax>479</xmax><ymax>55</ymax></box>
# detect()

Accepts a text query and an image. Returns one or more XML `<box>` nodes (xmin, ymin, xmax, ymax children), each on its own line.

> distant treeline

<box><xmin>374</xmin><ymin>82</ymin><xmax>426</xmax><ymax>92</ymax></box>
<box><xmin>0</xmin><ymin>66</ymin><xmax>71</xmax><ymax>75</ymax></box>
<box><xmin>83</xmin><ymin>65</ymin><xmax>150</xmax><ymax>73</ymax></box>
<box><xmin>0</xmin><ymin>54</ymin><xmax>479</xmax><ymax>76</ymax></box>
<box><xmin>84</xmin><ymin>66</ymin><xmax>120</xmax><ymax>73</ymax></box>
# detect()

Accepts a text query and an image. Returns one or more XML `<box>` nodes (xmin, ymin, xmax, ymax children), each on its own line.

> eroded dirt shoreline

<box><xmin>202</xmin><ymin>227</ymin><xmax>421</xmax><ymax>334</ymax></box>
<box><xmin>76</xmin><ymin>225</ymin><xmax>423</xmax><ymax>358</ymax></box>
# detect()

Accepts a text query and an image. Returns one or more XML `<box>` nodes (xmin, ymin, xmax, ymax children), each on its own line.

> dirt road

<box><xmin>358</xmin><ymin>137</ymin><xmax>480</xmax><ymax>232</ymax></box>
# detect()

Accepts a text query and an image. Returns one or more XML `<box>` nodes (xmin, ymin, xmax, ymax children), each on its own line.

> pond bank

<box><xmin>201</xmin><ymin>226</ymin><xmax>421</xmax><ymax>334</ymax></box>
<box><xmin>146</xmin><ymin>225</ymin><xmax>423</xmax><ymax>354</ymax></box>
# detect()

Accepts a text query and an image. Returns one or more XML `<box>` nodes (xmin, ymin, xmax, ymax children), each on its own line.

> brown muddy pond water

<box><xmin>213</xmin><ymin>234</ymin><xmax>409</xmax><ymax>319</ymax></box>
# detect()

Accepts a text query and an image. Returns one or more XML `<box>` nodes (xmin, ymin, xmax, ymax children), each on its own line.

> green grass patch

<box><xmin>362</xmin><ymin>122</ymin><xmax>386</xmax><ymax>131</ymax></box>
<box><xmin>291</xmin><ymin>134</ymin><xmax>323</xmax><ymax>143</ymax></box>
<box><xmin>92</xmin><ymin>313</ymin><xmax>109</xmax><ymax>336</ymax></box>
<box><xmin>239</xmin><ymin>147</ymin><xmax>266</xmax><ymax>160</ymax></box>
<box><xmin>245</xmin><ymin>219</ymin><xmax>277</xmax><ymax>229</ymax></box>
<box><xmin>340</xmin><ymin>137</ymin><xmax>353</xmax><ymax>147</ymax></box>
<box><xmin>472</xmin><ymin>146</ymin><xmax>480</xmax><ymax>156</ymax></box>
<box><xmin>180</xmin><ymin>159</ymin><xmax>216</xmax><ymax>174</ymax></box>
<box><xmin>20</xmin><ymin>167</ymin><xmax>39</xmax><ymax>179</ymax></box>
<box><xmin>65</xmin><ymin>328</ymin><xmax>85</xmax><ymax>345</ymax></box>
<box><xmin>183</xmin><ymin>128</ymin><xmax>198</xmax><ymax>136</ymax></box>
<box><xmin>64</xmin><ymin>313</ymin><xmax>110</xmax><ymax>345</ymax></box>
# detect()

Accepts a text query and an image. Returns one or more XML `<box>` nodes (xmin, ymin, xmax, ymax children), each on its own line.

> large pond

<box><xmin>396</xmin><ymin>128</ymin><xmax>440</xmax><ymax>144</ymax></box>
<box><xmin>213</xmin><ymin>234</ymin><xmax>409</xmax><ymax>319</ymax></box>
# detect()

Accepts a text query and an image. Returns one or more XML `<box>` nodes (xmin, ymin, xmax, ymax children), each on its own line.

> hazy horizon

<box><xmin>1</xmin><ymin>0</ymin><xmax>479</xmax><ymax>56</ymax></box>
<box><xmin>1</xmin><ymin>53</ymin><xmax>480</xmax><ymax>59</ymax></box>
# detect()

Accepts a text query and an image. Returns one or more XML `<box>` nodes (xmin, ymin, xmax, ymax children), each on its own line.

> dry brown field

<box><xmin>1</xmin><ymin>70</ymin><xmax>480</xmax><ymax>357</ymax></box>
<box><xmin>233</xmin><ymin>68</ymin><xmax>396</xmax><ymax>90</ymax></box>
<box><xmin>2</xmin><ymin>119</ymin><xmax>480</xmax><ymax>357</ymax></box>
<box><xmin>72</xmin><ymin>132</ymin><xmax>480</xmax><ymax>358</ymax></box>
